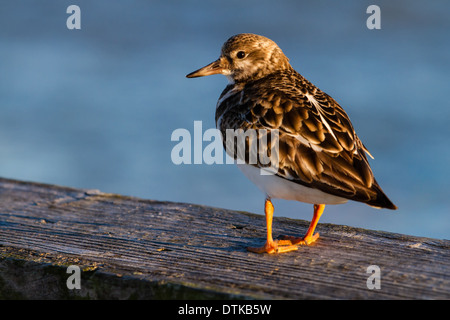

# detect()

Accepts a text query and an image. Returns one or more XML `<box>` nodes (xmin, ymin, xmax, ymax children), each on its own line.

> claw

<box><xmin>279</xmin><ymin>232</ymin><xmax>320</xmax><ymax>246</ymax></box>
<box><xmin>247</xmin><ymin>239</ymin><xmax>298</xmax><ymax>254</ymax></box>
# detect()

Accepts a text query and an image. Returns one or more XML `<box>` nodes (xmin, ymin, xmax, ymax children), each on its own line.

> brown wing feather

<box><xmin>217</xmin><ymin>70</ymin><xmax>396</xmax><ymax>209</ymax></box>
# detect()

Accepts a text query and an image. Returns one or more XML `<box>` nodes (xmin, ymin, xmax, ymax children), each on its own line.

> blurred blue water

<box><xmin>0</xmin><ymin>1</ymin><xmax>449</xmax><ymax>239</ymax></box>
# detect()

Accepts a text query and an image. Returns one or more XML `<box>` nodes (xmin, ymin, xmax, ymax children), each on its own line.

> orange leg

<box><xmin>281</xmin><ymin>204</ymin><xmax>325</xmax><ymax>245</ymax></box>
<box><xmin>247</xmin><ymin>198</ymin><xmax>298</xmax><ymax>254</ymax></box>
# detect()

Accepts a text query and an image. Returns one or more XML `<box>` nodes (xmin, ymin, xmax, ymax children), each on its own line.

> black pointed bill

<box><xmin>186</xmin><ymin>59</ymin><xmax>224</xmax><ymax>78</ymax></box>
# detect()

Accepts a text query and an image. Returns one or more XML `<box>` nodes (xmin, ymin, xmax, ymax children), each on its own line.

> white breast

<box><xmin>237</xmin><ymin>163</ymin><xmax>348</xmax><ymax>205</ymax></box>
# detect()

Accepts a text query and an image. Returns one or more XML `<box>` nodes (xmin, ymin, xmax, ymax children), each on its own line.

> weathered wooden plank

<box><xmin>0</xmin><ymin>177</ymin><xmax>449</xmax><ymax>299</ymax></box>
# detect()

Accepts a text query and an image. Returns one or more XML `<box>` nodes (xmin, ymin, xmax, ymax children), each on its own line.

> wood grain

<box><xmin>0</xmin><ymin>177</ymin><xmax>448</xmax><ymax>299</ymax></box>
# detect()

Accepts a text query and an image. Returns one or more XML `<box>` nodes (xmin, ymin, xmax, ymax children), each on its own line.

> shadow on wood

<box><xmin>0</xmin><ymin>177</ymin><xmax>449</xmax><ymax>299</ymax></box>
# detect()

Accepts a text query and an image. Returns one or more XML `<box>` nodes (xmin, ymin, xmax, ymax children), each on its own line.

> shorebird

<box><xmin>187</xmin><ymin>33</ymin><xmax>397</xmax><ymax>254</ymax></box>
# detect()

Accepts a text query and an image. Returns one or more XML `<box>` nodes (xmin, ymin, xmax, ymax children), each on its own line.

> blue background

<box><xmin>1</xmin><ymin>1</ymin><xmax>449</xmax><ymax>239</ymax></box>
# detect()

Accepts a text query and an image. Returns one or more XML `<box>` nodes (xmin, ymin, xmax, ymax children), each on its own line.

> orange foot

<box><xmin>247</xmin><ymin>239</ymin><xmax>298</xmax><ymax>254</ymax></box>
<box><xmin>279</xmin><ymin>204</ymin><xmax>325</xmax><ymax>247</ymax></box>
<box><xmin>279</xmin><ymin>233</ymin><xmax>320</xmax><ymax>246</ymax></box>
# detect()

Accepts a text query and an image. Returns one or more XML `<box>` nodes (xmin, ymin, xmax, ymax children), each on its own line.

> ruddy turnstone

<box><xmin>187</xmin><ymin>33</ymin><xmax>397</xmax><ymax>254</ymax></box>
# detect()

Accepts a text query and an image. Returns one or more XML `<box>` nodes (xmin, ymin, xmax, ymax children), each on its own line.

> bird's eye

<box><xmin>236</xmin><ymin>51</ymin><xmax>246</xmax><ymax>59</ymax></box>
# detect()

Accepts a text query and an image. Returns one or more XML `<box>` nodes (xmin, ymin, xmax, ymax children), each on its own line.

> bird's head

<box><xmin>186</xmin><ymin>33</ymin><xmax>291</xmax><ymax>83</ymax></box>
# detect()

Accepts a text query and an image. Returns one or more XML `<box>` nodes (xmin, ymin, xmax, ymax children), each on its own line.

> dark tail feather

<box><xmin>367</xmin><ymin>180</ymin><xmax>397</xmax><ymax>210</ymax></box>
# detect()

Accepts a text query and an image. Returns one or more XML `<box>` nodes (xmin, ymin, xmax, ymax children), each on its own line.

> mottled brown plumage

<box><xmin>187</xmin><ymin>33</ymin><xmax>396</xmax><ymax>253</ymax></box>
